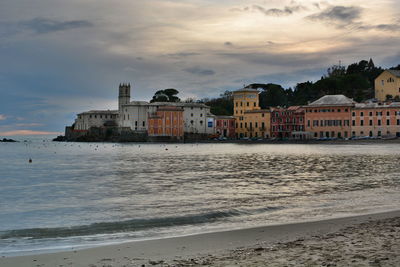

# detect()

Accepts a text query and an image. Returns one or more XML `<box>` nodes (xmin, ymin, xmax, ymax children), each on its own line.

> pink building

<box><xmin>215</xmin><ymin>116</ymin><xmax>236</xmax><ymax>138</ymax></box>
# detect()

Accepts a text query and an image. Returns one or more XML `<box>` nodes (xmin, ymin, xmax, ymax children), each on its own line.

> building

<box><xmin>271</xmin><ymin>106</ymin><xmax>305</xmax><ymax>139</ymax></box>
<box><xmin>351</xmin><ymin>102</ymin><xmax>400</xmax><ymax>138</ymax></box>
<box><xmin>375</xmin><ymin>69</ymin><xmax>400</xmax><ymax>102</ymax></box>
<box><xmin>74</xmin><ymin>110</ymin><xmax>118</xmax><ymax>131</ymax></box>
<box><xmin>71</xmin><ymin>83</ymin><xmax>215</xmax><ymax>137</ymax></box>
<box><xmin>233</xmin><ymin>87</ymin><xmax>261</xmax><ymax>138</ymax></box>
<box><xmin>242</xmin><ymin>109</ymin><xmax>271</xmax><ymax>139</ymax></box>
<box><xmin>304</xmin><ymin>95</ymin><xmax>355</xmax><ymax>139</ymax></box>
<box><xmin>148</xmin><ymin>106</ymin><xmax>184</xmax><ymax>139</ymax></box>
<box><xmin>215</xmin><ymin>116</ymin><xmax>236</xmax><ymax>138</ymax></box>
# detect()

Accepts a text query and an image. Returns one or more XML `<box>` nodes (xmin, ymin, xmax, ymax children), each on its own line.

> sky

<box><xmin>0</xmin><ymin>0</ymin><xmax>399</xmax><ymax>135</ymax></box>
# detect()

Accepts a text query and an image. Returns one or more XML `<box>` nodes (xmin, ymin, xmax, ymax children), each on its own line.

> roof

<box><xmin>215</xmin><ymin>115</ymin><xmax>235</xmax><ymax>119</ymax></box>
<box><xmin>307</xmin><ymin>95</ymin><xmax>356</xmax><ymax>107</ymax></box>
<box><xmin>386</xmin><ymin>69</ymin><xmax>400</xmax><ymax>78</ymax></box>
<box><xmin>233</xmin><ymin>87</ymin><xmax>259</xmax><ymax>93</ymax></box>
<box><xmin>78</xmin><ymin>110</ymin><xmax>118</xmax><ymax>115</ymax></box>
<box><xmin>244</xmin><ymin>109</ymin><xmax>270</xmax><ymax>113</ymax></box>
<box><xmin>354</xmin><ymin>102</ymin><xmax>400</xmax><ymax>109</ymax></box>
<box><xmin>156</xmin><ymin>106</ymin><xmax>184</xmax><ymax>112</ymax></box>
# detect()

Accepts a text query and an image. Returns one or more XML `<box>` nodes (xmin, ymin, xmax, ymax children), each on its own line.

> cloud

<box><xmin>14</xmin><ymin>123</ymin><xmax>43</xmax><ymax>127</ymax></box>
<box><xmin>358</xmin><ymin>23</ymin><xmax>400</xmax><ymax>32</ymax></box>
<box><xmin>218</xmin><ymin>52</ymin><xmax>329</xmax><ymax>68</ymax></box>
<box><xmin>20</xmin><ymin>17</ymin><xmax>93</xmax><ymax>34</ymax></box>
<box><xmin>166</xmin><ymin>52</ymin><xmax>201</xmax><ymax>58</ymax></box>
<box><xmin>183</xmin><ymin>66</ymin><xmax>216</xmax><ymax>76</ymax></box>
<box><xmin>0</xmin><ymin>130</ymin><xmax>62</xmax><ymax>136</ymax></box>
<box><xmin>252</xmin><ymin>4</ymin><xmax>307</xmax><ymax>17</ymax></box>
<box><xmin>307</xmin><ymin>6</ymin><xmax>362</xmax><ymax>25</ymax></box>
<box><xmin>0</xmin><ymin>114</ymin><xmax>6</xmax><ymax>120</ymax></box>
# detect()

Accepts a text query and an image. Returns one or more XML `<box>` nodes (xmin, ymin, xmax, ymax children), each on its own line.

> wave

<box><xmin>0</xmin><ymin>208</ymin><xmax>280</xmax><ymax>240</ymax></box>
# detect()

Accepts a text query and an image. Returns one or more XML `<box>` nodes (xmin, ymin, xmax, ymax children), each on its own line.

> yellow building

<box><xmin>233</xmin><ymin>87</ymin><xmax>270</xmax><ymax>138</ymax></box>
<box><xmin>242</xmin><ymin>109</ymin><xmax>271</xmax><ymax>138</ymax></box>
<box><xmin>375</xmin><ymin>70</ymin><xmax>400</xmax><ymax>101</ymax></box>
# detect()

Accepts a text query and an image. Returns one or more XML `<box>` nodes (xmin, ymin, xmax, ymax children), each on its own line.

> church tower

<box><xmin>118</xmin><ymin>83</ymin><xmax>131</xmax><ymax>111</ymax></box>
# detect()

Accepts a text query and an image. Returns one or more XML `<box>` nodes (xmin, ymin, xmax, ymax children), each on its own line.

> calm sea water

<box><xmin>1</xmin><ymin>136</ymin><xmax>400</xmax><ymax>256</ymax></box>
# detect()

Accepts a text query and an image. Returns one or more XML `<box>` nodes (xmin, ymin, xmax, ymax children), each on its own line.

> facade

<box><xmin>270</xmin><ymin>106</ymin><xmax>305</xmax><ymax>139</ymax></box>
<box><xmin>148</xmin><ymin>106</ymin><xmax>184</xmax><ymax>138</ymax></box>
<box><xmin>233</xmin><ymin>87</ymin><xmax>261</xmax><ymax>138</ymax></box>
<box><xmin>72</xmin><ymin>83</ymin><xmax>215</xmax><ymax>137</ymax></box>
<box><xmin>242</xmin><ymin>109</ymin><xmax>271</xmax><ymax>138</ymax></box>
<box><xmin>215</xmin><ymin>116</ymin><xmax>236</xmax><ymax>138</ymax></box>
<box><xmin>351</xmin><ymin>102</ymin><xmax>400</xmax><ymax>138</ymax></box>
<box><xmin>74</xmin><ymin>110</ymin><xmax>118</xmax><ymax>130</ymax></box>
<box><xmin>304</xmin><ymin>95</ymin><xmax>355</xmax><ymax>139</ymax></box>
<box><xmin>375</xmin><ymin>70</ymin><xmax>400</xmax><ymax>102</ymax></box>
<box><xmin>118</xmin><ymin>84</ymin><xmax>214</xmax><ymax>135</ymax></box>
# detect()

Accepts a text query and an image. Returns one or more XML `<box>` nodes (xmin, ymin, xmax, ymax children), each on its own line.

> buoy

<box><xmin>29</xmin><ymin>158</ymin><xmax>32</xmax><ymax>163</ymax></box>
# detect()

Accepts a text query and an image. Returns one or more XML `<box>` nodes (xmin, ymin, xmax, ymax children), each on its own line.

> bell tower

<box><xmin>118</xmin><ymin>83</ymin><xmax>131</xmax><ymax>111</ymax></box>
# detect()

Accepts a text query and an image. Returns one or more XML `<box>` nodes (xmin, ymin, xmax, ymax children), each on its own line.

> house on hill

<box><xmin>375</xmin><ymin>69</ymin><xmax>400</xmax><ymax>102</ymax></box>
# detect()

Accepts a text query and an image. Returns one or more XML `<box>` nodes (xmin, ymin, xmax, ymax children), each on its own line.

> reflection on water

<box><xmin>0</xmin><ymin>140</ymin><xmax>400</xmax><ymax>255</ymax></box>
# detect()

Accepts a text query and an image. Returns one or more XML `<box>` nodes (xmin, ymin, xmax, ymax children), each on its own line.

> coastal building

<box><xmin>375</xmin><ymin>70</ymin><xmax>400</xmax><ymax>102</ymax></box>
<box><xmin>71</xmin><ymin>83</ymin><xmax>215</xmax><ymax>138</ymax></box>
<box><xmin>148</xmin><ymin>106</ymin><xmax>184</xmax><ymax>139</ymax></box>
<box><xmin>351</xmin><ymin>102</ymin><xmax>400</xmax><ymax>138</ymax></box>
<box><xmin>215</xmin><ymin>116</ymin><xmax>236</xmax><ymax>138</ymax></box>
<box><xmin>233</xmin><ymin>87</ymin><xmax>262</xmax><ymax>138</ymax></box>
<box><xmin>242</xmin><ymin>109</ymin><xmax>271</xmax><ymax>139</ymax></box>
<box><xmin>270</xmin><ymin>106</ymin><xmax>305</xmax><ymax>139</ymax></box>
<box><xmin>304</xmin><ymin>95</ymin><xmax>355</xmax><ymax>139</ymax></box>
<box><xmin>74</xmin><ymin>110</ymin><xmax>118</xmax><ymax>131</ymax></box>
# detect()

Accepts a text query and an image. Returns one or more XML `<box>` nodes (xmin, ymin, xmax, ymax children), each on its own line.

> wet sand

<box><xmin>1</xmin><ymin>210</ymin><xmax>399</xmax><ymax>267</ymax></box>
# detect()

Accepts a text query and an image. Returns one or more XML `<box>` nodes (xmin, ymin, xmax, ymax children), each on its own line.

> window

<box><xmin>244</xmin><ymin>122</ymin><xmax>247</xmax><ymax>128</ymax></box>
<box><xmin>143</xmin><ymin>121</ymin><xmax>145</xmax><ymax>127</ymax></box>
<box><xmin>345</xmin><ymin>109</ymin><xmax>348</xmax><ymax>112</ymax></box>
<box><xmin>360</xmin><ymin>120</ymin><xmax>364</xmax><ymax>126</ymax></box>
<box><xmin>352</xmin><ymin>120</ymin><xmax>355</xmax><ymax>126</ymax></box>
<box><xmin>360</xmin><ymin>112</ymin><xmax>364</xmax><ymax>116</ymax></box>
<box><xmin>135</xmin><ymin>121</ymin><xmax>138</xmax><ymax>126</ymax></box>
<box><xmin>236</xmin><ymin>102</ymin><xmax>238</xmax><ymax>107</ymax></box>
<box><xmin>200</xmin><ymin>121</ymin><xmax>203</xmax><ymax>125</ymax></box>
<box><xmin>378</xmin><ymin>120</ymin><xmax>381</xmax><ymax>126</ymax></box>
<box><xmin>387</xmin><ymin>119</ymin><xmax>390</xmax><ymax>125</ymax></box>
<box><xmin>190</xmin><ymin>120</ymin><xmax>194</xmax><ymax>125</ymax></box>
<box><xmin>240</xmin><ymin>102</ymin><xmax>243</xmax><ymax>107</ymax></box>
<box><xmin>369</xmin><ymin>112</ymin><xmax>372</xmax><ymax>116</ymax></box>
<box><xmin>191</xmin><ymin>113</ymin><xmax>193</xmax><ymax>117</ymax></box>
<box><xmin>397</xmin><ymin>119</ymin><xmax>400</xmax><ymax>125</ymax></box>
<box><xmin>255</xmin><ymin>122</ymin><xmax>258</xmax><ymax>128</ymax></box>
<box><xmin>352</xmin><ymin>112</ymin><xmax>355</xmax><ymax>116</ymax></box>
<box><xmin>254</xmin><ymin>102</ymin><xmax>256</xmax><ymax>107</ymax></box>
<box><xmin>387</xmin><ymin>111</ymin><xmax>390</xmax><ymax>116</ymax></box>
<box><xmin>247</xmin><ymin>102</ymin><xmax>249</xmax><ymax>107</ymax></box>
<box><xmin>338</xmin><ymin>109</ymin><xmax>341</xmax><ymax>112</ymax></box>
<box><xmin>369</xmin><ymin>120</ymin><xmax>373</xmax><ymax>126</ymax></box>
<box><xmin>200</xmin><ymin>114</ymin><xmax>203</xmax><ymax>117</ymax></box>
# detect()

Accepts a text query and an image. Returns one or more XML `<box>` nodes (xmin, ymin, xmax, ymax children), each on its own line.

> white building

<box><xmin>74</xmin><ymin>110</ymin><xmax>118</xmax><ymax>130</ymax></box>
<box><xmin>72</xmin><ymin>83</ymin><xmax>215</xmax><ymax>135</ymax></box>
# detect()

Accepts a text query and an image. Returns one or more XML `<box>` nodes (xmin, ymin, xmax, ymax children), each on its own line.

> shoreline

<box><xmin>1</xmin><ymin>210</ymin><xmax>400</xmax><ymax>266</ymax></box>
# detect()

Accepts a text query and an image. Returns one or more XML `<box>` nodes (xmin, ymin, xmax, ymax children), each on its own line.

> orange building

<box><xmin>148</xmin><ymin>106</ymin><xmax>184</xmax><ymax>139</ymax></box>
<box><xmin>304</xmin><ymin>95</ymin><xmax>355</xmax><ymax>139</ymax></box>
<box><xmin>351</xmin><ymin>102</ymin><xmax>400</xmax><ymax>138</ymax></box>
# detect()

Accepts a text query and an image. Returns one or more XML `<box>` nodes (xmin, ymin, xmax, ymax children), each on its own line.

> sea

<box><xmin>1</xmin><ymin>135</ymin><xmax>400</xmax><ymax>256</ymax></box>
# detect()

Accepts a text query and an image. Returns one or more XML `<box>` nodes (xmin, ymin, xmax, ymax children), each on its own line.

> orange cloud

<box><xmin>0</xmin><ymin>130</ymin><xmax>62</xmax><ymax>136</ymax></box>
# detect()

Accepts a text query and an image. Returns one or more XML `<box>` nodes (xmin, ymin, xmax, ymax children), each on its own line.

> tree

<box><xmin>257</xmin><ymin>83</ymin><xmax>287</xmax><ymax>108</ymax></box>
<box><xmin>150</xmin><ymin>88</ymin><xmax>180</xmax><ymax>103</ymax></box>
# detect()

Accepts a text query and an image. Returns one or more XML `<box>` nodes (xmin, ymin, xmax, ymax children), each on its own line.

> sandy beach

<box><xmin>1</xmin><ymin>210</ymin><xmax>399</xmax><ymax>267</ymax></box>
